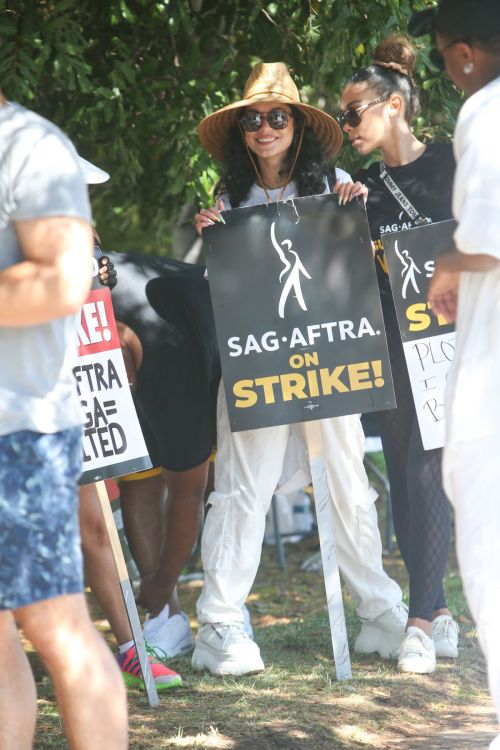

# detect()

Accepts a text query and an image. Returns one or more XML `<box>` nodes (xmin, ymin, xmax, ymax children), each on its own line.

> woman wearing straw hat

<box><xmin>192</xmin><ymin>62</ymin><xmax>408</xmax><ymax>676</ymax></box>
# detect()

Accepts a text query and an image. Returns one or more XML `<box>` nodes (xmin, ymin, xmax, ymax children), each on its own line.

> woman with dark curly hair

<box><xmin>217</xmin><ymin>106</ymin><xmax>337</xmax><ymax>208</ymax></box>
<box><xmin>191</xmin><ymin>62</ymin><xmax>407</xmax><ymax>677</ymax></box>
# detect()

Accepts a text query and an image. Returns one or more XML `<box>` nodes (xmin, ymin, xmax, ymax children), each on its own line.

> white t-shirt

<box><xmin>0</xmin><ymin>102</ymin><xmax>91</xmax><ymax>436</ymax></box>
<box><xmin>444</xmin><ymin>75</ymin><xmax>500</xmax><ymax>454</ymax></box>
<box><xmin>220</xmin><ymin>169</ymin><xmax>351</xmax><ymax>210</ymax></box>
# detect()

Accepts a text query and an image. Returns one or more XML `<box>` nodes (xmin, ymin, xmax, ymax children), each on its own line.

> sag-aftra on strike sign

<box><xmin>204</xmin><ymin>194</ymin><xmax>396</xmax><ymax>432</ymax></box>
<box><xmin>383</xmin><ymin>219</ymin><xmax>457</xmax><ymax>450</ymax></box>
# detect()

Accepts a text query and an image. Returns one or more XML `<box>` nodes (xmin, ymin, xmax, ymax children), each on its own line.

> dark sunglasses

<box><xmin>239</xmin><ymin>108</ymin><xmax>293</xmax><ymax>132</ymax></box>
<box><xmin>338</xmin><ymin>96</ymin><xmax>389</xmax><ymax>129</ymax></box>
<box><xmin>430</xmin><ymin>38</ymin><xmax>468</xmax><ymax>71</ymax></box>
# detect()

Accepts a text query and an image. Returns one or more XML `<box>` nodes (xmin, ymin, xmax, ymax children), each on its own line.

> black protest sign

<box><xmin>383</xmin><ymin>220</ymin><xmax>457</xmax><ymax>449</ymax></box>
<box><xmin>75</xmin><ymin>284</ymin><xmax>152</xmax><ymax>484</ymax></box>
<box><xmin>383</xmin><ymin>220</ymin><xmax>457</xmax><ymax>341</ymax></box>
<box><xmin>204</xmin><ymin>193</ymin><xmax>395</xmax><ymax>432</ymax></box>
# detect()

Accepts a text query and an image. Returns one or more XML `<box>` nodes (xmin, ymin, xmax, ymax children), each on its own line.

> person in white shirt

<box><xmin>413</xmin><ymin>2</ymin><xmax>500</xmax><ymax>748</ymax></box>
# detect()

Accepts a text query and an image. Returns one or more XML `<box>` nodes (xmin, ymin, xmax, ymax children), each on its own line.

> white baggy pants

<box><xmin>445</xmin><ymin>437</ymin><xmax>500</xmax><ymax>744</ymax></box>
<box><xmin>197</xmin><ymin>385</ymin><xmax>402</xmax><ymax>624</ymax></box>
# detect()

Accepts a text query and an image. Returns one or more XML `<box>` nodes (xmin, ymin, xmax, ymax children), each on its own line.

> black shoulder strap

<box><xmin>379</xmin><ymin>162</ymin><xmax>431</xmax><ymax>226</ymax></box>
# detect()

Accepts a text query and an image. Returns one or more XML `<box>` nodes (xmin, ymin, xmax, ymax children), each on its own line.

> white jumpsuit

<box><xmin>197</xmin><ymin>175</ymin><xmax>403</xmax><ymax>625</ymax></box>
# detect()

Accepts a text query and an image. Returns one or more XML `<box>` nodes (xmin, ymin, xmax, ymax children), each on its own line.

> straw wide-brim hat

<box><xmin>198</xmin><ymin>62</ymin><xmax>343</xmax><ymax>163</ymax></box>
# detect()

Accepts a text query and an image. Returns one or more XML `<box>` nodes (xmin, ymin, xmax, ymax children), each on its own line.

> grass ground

<box><xmin>29</xmin><ymin>480</ymin><xmax>498</xmax><ymax>750</ymax></box>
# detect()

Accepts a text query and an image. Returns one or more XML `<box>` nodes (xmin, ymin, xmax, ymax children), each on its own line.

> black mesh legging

<box><xmin>376</xmin><ymin>297</ymin><xmax>451</xmax><ymax>621</ymax></box>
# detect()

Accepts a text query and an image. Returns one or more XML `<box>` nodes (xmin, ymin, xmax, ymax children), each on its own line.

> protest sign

<box><xmin>383</xmin><ymin>220</ymin><xmax>457</xmax><ymax>450</ymax></box>
<box><xmin>75</xmin><ymin>263</ymin><xmax>151</xmax><ymax>484</ymax></box>
<box><xmin>204</xmin><ymin>194</ymin><xmax>395</xmax><ymax>432</ymax></box>
<box><xmin>75</xmin><ymin>259</ymin><xmax>157</xmax><ymax>704</ymax></box>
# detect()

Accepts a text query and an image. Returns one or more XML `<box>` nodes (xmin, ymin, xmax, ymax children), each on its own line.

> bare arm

<box><xmin>116</xmin><ymin>321</ymin><xmax>143</xmax><ymax>391</ymax></box>
<box><xmin>428</xmin><ymin>246</ymin><xmax>500</xmax><ymax>323</ymax></box>
<box><xmin>0</xmin><ymin>215</ymin><xmax>93</xmax><ymax>327</ymax></box>
<box><xmin>433</xmin><ymin>245</ymin><xmax>500</xmax><ymax>274</ymax></box>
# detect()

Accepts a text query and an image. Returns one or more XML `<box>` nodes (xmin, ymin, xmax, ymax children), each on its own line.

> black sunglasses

<box><xmin>338</xmin><ymin>96</ymin><xmax>389</xmax><ymax>129</ymax></box>
<box><xmin>239</xmin><ymin>108</ymin><xmax>293</xmax><ymax>132</ymax></box>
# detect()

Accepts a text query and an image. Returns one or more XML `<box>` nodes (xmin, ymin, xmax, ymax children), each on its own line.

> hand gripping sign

<box><xmin>204</xmin><ymin>194</ymin><xmax>396</xmax><ymax>680</ymax></box>
<box><xmin>382</xmin><ymin>220</ymin><xmax>457</xmax><ymax>450</ymax></box>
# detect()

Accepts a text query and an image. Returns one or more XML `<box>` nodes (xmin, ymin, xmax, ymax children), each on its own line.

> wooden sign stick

<box><xmin>94</xmin><ymin>480</ymin><xmax>159</xmax><ymax>706</ymax></box>
<box><xmin>304</xmin><ymin>420</ymin><xmax>352</xmax><ymax>680</ymax></box>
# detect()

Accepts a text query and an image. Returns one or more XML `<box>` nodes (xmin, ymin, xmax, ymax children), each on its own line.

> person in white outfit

<box><xmin>419</xmin><ymin>1</ymin><xmax>500</xmax><ymax>748</ymax></box>
<box><xmin>192</xmin><ymin>61</ymin><xmax>407</xmax><ymax>676</ymax></box>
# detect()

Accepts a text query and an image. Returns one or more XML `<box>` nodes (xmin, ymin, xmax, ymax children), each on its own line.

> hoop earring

<box><xmin>463</xmin><ymin>62</ymin><xmax>474</xmax><ymax>74</ymax></box>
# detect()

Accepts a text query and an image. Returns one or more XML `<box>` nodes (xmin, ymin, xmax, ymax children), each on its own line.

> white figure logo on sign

<box><xmin>270</xmin><ymin>221</ymin><xmax>312</xmax><ymax>318</ymax></box>
<box><xmin>395</xmin><ymin>240</ymin><xmax>422</xmax><ymax>299</ymax></box>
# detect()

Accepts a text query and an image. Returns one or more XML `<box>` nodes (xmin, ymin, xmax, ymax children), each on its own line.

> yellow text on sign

<box><xmin>233</xmin><ymin>360</ymin><xmax>385</xmax><ymax>408</ymax></box>
<box><xmin>406</xmin><ymin>303</ymin><xmax>450</xmax><ymax>332</ymax></box>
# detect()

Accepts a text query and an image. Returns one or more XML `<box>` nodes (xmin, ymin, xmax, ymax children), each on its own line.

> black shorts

<box><xmin>109</xmin><ymin>253</ymin><xmax>220</xmax><ymax>473</ymax></box>
<box><xmin>135</xmin><ymin>267</ymin><xmax>220</xmax><ymax>472</ymax></box>
<box><xmin>136</xmin><ymin>361</ymin><xmax>219</xmax><ymax>473</ymax></box>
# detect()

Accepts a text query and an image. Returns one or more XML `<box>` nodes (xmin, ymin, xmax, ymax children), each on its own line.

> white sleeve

<box><xmin>334</xmin><ymin>167</ymin><xmax>352</xmax><ymax>184</ymax></box>
<box><xmin>321</xmin><ymin>168</ymin><xmax>352</xmax><ymax>195</ymax></box>
<box><xmin>219</xmin><ymin>192</ymin><xmax>231</xmax><ymax>211</ymax></box>
<box><xmin>453</xmin><ymin>101</ymin><xmax>500</xmax><ymax>260</ymax></box>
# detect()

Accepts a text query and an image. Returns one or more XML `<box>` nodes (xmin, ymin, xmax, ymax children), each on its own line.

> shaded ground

<box><xmin>29</xmin><ymin>529</ymin><xmax>498</xmax><ymax>750</ymax></box>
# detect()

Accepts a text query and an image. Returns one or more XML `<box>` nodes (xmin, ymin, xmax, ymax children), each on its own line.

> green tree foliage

<box><xmin>0</xmin><ymin>0</ymin><xmax>461</xmax><ymax>255</ymax></box>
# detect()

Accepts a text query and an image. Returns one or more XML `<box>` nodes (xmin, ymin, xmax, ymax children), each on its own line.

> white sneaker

<box><xmin>242</xmin><ymin>604</ymin><xmax>253</xmax><ymax>639</ymax></box>
<box><xmin>398</xmin><ymin>626</ymin><xmax>436</xmax><ymax>674</ymax></box>
<box><xmin>192</xmin><ymin>622</ymin><xmax>264</xmax><ymax>676</ymax></box>
<box><xmin>143</xmin><ymin>604</ymin><xmax>195</xmax><ymax>659</ymax></box>
<box><xmin>354</xmin><ymin>601</ymin><xmax>408</xmax><ymax>659</ymax></box>
<box><xmin>432</xmin><ymin>615</ymin><xmax>459</xmax><ymax>658</ymax></box>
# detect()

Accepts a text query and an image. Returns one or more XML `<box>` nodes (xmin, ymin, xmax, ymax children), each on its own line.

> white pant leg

<box><xmin>197</xmin><ymin>384</ymin><xmax>290</xmax><ymax>624</ymax></box>
<box><xmin>316</xmin><ymin>415</ymin><xmax>403</xmax><ymax>620</ymax></box>
<box><xmin>446</xmin><ymin>437</ymin><xmax>500</xmax><ymax>727</ymax></box>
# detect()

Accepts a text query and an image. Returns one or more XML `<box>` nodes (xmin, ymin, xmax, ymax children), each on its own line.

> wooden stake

<box><xmin>95</xmin><ymin>480</ymin><xmax>160</xmax><ymax>706</ymax></box>
<box><xmin>304</xmin><ymin>421</ymin><xmax>352</xmax><ymax>680</ymax></box>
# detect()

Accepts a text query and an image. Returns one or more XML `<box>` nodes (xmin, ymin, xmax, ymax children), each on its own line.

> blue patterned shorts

<box><xmin>0</xmin><ymin>428</ymin><xmax>84</xmax><ymax>610</ymax></box>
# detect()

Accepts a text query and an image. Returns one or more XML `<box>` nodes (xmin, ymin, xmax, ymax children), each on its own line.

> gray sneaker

<box><xmin>192</xmin><ymin>622</ymin><xmax>264</xmax><ymax>676</ymax></box>
<box><xmin>432</xmin><ymin>615</ymin><xmax>459</xmax><ymax>658</ymax></box>
<box><xmin>354</xmin><ymin>601</ymin><xmax>408</xmax><ymax>659</ymax></box>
